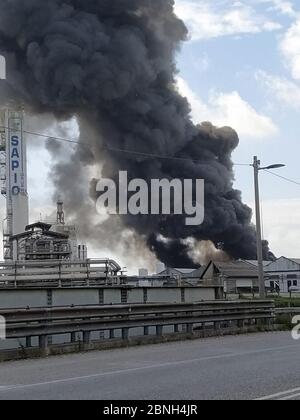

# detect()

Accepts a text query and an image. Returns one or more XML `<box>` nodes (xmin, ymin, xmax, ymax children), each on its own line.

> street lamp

<box><xmin>261</xmin><ymin>164</ymin><xmax>286</xmax><ymax>170</ymax></box>
<box><xmin>253</xmin><ymin>157</ymin><xmax>286</xmax><ymax>299</ymax></box>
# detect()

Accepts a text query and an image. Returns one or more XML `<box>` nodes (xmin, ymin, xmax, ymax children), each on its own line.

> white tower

<box><xmin>0</xmin><ymin>109</ymin><xmax>29</xmax><ymax>260</ymax></box>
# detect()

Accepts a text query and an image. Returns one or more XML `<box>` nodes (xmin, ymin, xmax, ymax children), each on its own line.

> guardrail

<box><xmin>0</xmin><ymin>300</ymin><xmax>275</xmax><ymax>353</ymax></box>
<box><xmin>0</xmin><ymin>259</ymin><xmax>126</xmax><ymax>288</ymax></box>
<box><xmin>275</xmin><ymin>307</ymin><xmax>300</xmax><ymax>315</ymax></box>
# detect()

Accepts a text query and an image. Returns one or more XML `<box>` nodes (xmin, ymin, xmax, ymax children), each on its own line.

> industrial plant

<box><xmin>0</xmin><ymin>109</ymin><xmax>86</xmax><ymax>262</ymax></box>
<box><xmin>0</xmin><ymin>107</ymin><xmax>132</xmax><ymax>291</ymax></box>
<box><xmin>0</xmin><ymin>0</ymin><xmax>299</xmax><ymax>403</ymax></box>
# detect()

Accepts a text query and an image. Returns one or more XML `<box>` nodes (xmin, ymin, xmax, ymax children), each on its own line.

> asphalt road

<box><xmin>0</xmin><ymin>332</ymin><xmax>299</xmax><ymax>400</ymax></box>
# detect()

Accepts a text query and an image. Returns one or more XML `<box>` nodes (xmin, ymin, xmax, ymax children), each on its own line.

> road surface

<box><xmin>0</xmin><ymin>332</ymin><xmax>299</xmax><ymax>400</ymax></box>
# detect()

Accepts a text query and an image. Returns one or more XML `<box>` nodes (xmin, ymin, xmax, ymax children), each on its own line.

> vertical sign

<box><xmin>0</xmin><ymin>111</ymin><xmax>7</xmax><ymax>196</ymax></box>
<box><xmin>0</xmin><ymin>316</ymin><xmax>6</xmax><ymax>341</ymax></box>
<box><xmin>0</xmin><ymin>110</ymin><xmax>5</xmax><ymax>148</ymax></box>
<box><xmin>8</xmin><ymin>113</ymin><xmax>25</xmax><ymax>196</ymax></box>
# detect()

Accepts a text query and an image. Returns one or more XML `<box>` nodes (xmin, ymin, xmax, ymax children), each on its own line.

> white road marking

<box><xmin>0</xmin><ymin>343</ymin><xmax>299</xmax><ymax>394</ymax></box>
<box><xmin>256</xmin><ymin>387</ymin><xmax>300</xmax><ymax>400</ymax></box>
<box><xmin>279</xmin><ymin>392</ymin><xmax>300</xmax><ymax>401</ymax></box>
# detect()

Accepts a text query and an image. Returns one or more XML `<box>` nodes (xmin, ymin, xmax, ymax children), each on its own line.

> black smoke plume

<box><xmin>0</xmin><ymin>0</ymin><xmax>275</xmax><ymax>267</ymax></box>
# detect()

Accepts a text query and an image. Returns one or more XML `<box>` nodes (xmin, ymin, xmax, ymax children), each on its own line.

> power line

<box><xmin>25</xmin><ymin>129</ymin><xmax>84</xmax><ymax>146</ymax></box>
<box><xmin>107</xmin><ymin>146</ymin><xmax>251</xmax><ymax>166</ymax></box>
<box><xmin>5</xmin><ymin>125</ymin><xmax>300</xmax><ymax>189</ymax></box>
<box><xmin>0</xmin><ymin>125</ymin><xmax>88</xmax><ymax>147</ymax></box>
<box><xmin>0</xmin><ymin>124</ymin><xmax>251</xmax><ymax>167</ymax></box>
<box><xmin>263</xmin><ymin>169</ymin><xmax>300</xmax><ymax>187</ymax></box>
<box><xmin>7</xmin><ymin>125</ymin><xmax>300</xmax><ymax>184</ymax></box>
<box><xmin>234</xmin><ymin>163</ymin><xmax>253</xmax><ymax>167</ymax></box>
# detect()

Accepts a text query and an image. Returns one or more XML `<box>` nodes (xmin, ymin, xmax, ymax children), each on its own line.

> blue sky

<box><xmin>174</xmin><ymin>0</ymin><xmax>300</xmax><ymax>258</ymax></box>
<box><xmin>1</xmin><ymin>0</ymin><xmax>300</xmax><ymax>268</ymax></box>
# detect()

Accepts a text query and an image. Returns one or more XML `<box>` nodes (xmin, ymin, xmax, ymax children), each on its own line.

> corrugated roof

<box><xmin>245</xmin><ymin>260</ymin><xmax>271</xmax><ymax>268</ymax></box>
<box><xmin>174</xmin><ymin>268</ymin><xmax>196</xmax><ymax>274</ymax></box>
<box><xmin>289</xmin><ymin>258</ymin><xmax>300</xmax><ymax>265</ymax></box>
<box><xmin>189</xmin><ymin>267</ymin><xmax>206</xmax><ymax>278</ymax></box>
<box><xmin>212</xmin><ymin>261</ymin><xmax>259</xmax><ymax>278</ymax></box>
<box><xmin>157</xmin><ymin>268</ymin><xmax>198</xmax><ymax>276</ymax></box>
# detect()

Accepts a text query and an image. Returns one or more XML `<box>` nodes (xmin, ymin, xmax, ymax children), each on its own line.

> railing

<box><xmin>275</xmin><ymin>307</ymin><xmax>300</xmax><ymax>325</ymax></box>
<box><xmin>275</xmin><ymin>307</ymin><xmax>300</xmax><ymax>315</ymax></box>
<box><xmin>0</xmin><ymin>300</ymin><xmax>275</xmax><ymax>352</ymax></box>
<box><xmin>0</xmin><ymin>259</ymin><xmax>125</xmax><ymax>288</ymax></box>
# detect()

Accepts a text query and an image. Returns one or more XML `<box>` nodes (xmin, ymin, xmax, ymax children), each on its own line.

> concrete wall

<box><xmin>0</xmin><ymin>286</ymin><xmax>216</xmax><ymax>309</ymax></box>
<box><xmin>52</xmin><ymin>289</ymin><xmax>99</xmax><ymax>307</ymax></box>
<box><xmin>0</xmin><ymin>285</ymin><xmax>217</xmax><ymax>352</ymax></box>
<box><xmin>147</xmin><ymin>288</ymin><xmax>181</xmax><ymax>303</ymax></box>
<box><xmin>185</xmin><ymin>287</ymin><xmax>214</xmax><ymax>302</ymax></box>
<box><xmin>0</xmin><ymin>290</ymin><xmax>47</xmax><ymax>308</ymax></box>
<box><xmin>104</xmin><ymin>289</ymin><xmax>122</xmax><ymax>305</ymax></box>
<box><xmin>127</xmin><ymin>289</ymin><xmax>144</xmax><ymax>304</ymax></box>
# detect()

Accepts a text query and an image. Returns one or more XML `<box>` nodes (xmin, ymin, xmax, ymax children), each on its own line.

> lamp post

<box><xmin>252</xmin><ymin>157</ymin><xmax>285</xmax><ymax>299</ymax></box>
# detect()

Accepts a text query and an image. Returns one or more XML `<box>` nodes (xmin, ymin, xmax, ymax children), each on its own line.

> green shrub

<box><xmin>272</xmin><ymin>297</ymin><xmax>300</xmax><ymax>308</ymax></box>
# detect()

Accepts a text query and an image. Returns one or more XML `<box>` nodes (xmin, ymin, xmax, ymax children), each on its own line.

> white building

<box><xmin>265</xmin><ymin>257</ymin><xmax>300</xmax><ymax>293</ymax></box>
<box><xmin>201</xmin><ymin>260</ymin><xmax>260</xmax><ymax>294</ymax></box>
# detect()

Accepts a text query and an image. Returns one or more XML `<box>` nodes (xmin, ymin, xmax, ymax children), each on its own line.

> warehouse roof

<box><xmin>157</xmin><ymin>267</ymin><xmax>199</xmax><ymax>276</ymax></box>
<box><xmin>245</xmin><ymin>260</ymin><xmax>271</xmax><ymax>268</ymax></box>
<box><xmin>201</xmin><ymin>260</ymin><xmax>259</xmax><ymax>279</ymax></box>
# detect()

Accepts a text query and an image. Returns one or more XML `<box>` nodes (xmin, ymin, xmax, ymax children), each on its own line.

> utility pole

<box><xmin>251</xmin><ymin>157</ymin><xmax>285</xmax><ymax>298</ymax></box>
<box><xmin>253</xmin><ymin>156</ymin><xmax>265</xmax><ymax>299</ymax></box>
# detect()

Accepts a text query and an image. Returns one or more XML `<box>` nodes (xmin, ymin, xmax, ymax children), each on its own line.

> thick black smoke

<box><xmin>0</xmin><ymin>0</ymin><xmax>275</xmax><ymax>266</ymax></box>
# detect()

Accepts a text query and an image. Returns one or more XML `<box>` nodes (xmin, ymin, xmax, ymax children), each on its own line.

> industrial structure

<box><xmin>9</xmin><ymin>203</ymin><xmax>88</xmax><ymax>262</ymax></box>
<box><xmin>0</xmin><ymin>108</ymin><xmax>29</xmax><ymax>260</ymax></box>
<box><xmin>0</xmin><ymin>105</ymin><xmax>128</xmax><ymax>289</ymax></box>
<box><xmin>0</xmin><ymin>109</ymin><xmax>298</xmax><ymax>297</ymax></box>
<box><xmin>0</xmin><ymin>108</ymin><xmax>88</xmax><ymax>262</ymax></box>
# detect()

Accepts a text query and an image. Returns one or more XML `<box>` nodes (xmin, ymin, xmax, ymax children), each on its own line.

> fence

<box><xmin>275</xmin><ymin>307</ymin><xmax>300</xmax><ymax>315</ymax></box>
<box><xmin>0</xmin><ymin>300</ymin><xmax>275</xmax><ymax>353</ymax></box>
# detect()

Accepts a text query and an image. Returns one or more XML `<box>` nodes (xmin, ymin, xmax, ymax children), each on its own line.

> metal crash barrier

<box><xmin>0</xmin><ymin>300</ymin><xmax>275</xmax><ymax>353</ymax></box>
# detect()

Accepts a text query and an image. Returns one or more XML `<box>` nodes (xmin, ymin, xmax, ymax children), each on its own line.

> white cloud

<box><xmin>280</xmin><ymin>18</ymin><xmax>300</xmax><ymax>81</ymax></box>
<box><xmin>260</xmin><ymin>0</ymin><xmax>296</xmax><ymax>17</ymax></box>
<box><xmin>193</xmin><ymin>53</ymin><xmax>210</xmax><ymax>73</ymax></box>
<box><xmin>175</xmin><ymin>0</ymin><xmax>282</xmax><ymax>41</ymax></box>
<box><xmin>256</xmin><ymin>5</ymin><xmax>300</xmax><ymax>110</ymax></box>
<box><xmin>177</xmin><ymin>77</ymin><xmax>278</xmax><ymax>140</ymax></box>
<box><xmin>256</xmin><ymin>70</ymin><xmax>300</xmax><ymax>108</ymax></box>
<box><xmin>248</xmin><ymin>198</ymin><xmax>300</xmax><ymax>258</ymax></box>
